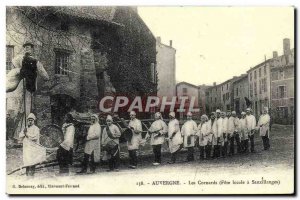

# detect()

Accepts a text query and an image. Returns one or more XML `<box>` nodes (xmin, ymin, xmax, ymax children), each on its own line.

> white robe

<box><xmin>207</xmin><ymin>119</ymin><xmax>218</xmax><ymax>145</ymax></box>
<box><xmin>102</xmin><ymin>124</ymin><xmax>121</xmax><ymax>159</ymax></box>
<box><xmin>239</xmin><ymin>118</ymin><xmax>248</xmax><ymax>140</ymax></box>
<box><xmin>84</xmin><ymin>122</ymin><xmax>101</xmax><ymax>162</ymax></box>
<box><xmin>127</xmin><ymin>118</ymin><xmax>143</xmax><ymax>150</ymax></box>
<box><xmin>222</xmin><ymin>117</ymin><xmax>228</xmax><ymax>143</ymax></box>
<box><xmin>19</xmin><ymin>125</ymin><xmax>46</xmax><ymax>166</ymax></box>
<box><xmin>181</xmin><ymin>120</ymin><xmax>198</xmax><ymax>148</ymax></box>
<box><xmin>148</xmin><ymin>119</ymin><xmax>167</xmax><ymax>146</ymax></box>
<box><xmin>197</xmin><ymin>122</ymin><xmax>210</xmax><ymax>146</ymax></box>
<box><xmin>258</xmin><ymin>114</ymin><xmax>270</xmax><ymax>137</ymax></box>
<box><xmin>216</xmin><ymin>118</ymin><xmax>223</xmax><ymax>144</ymax></box>
<box><xmin>227</xmin><ymin>117</ymin><xmax>236</xmax><ymax>136</ymax></box>
<box><xmin>60</xmin><ymin>123</ymin><xmax>75</xmax><ymax>151</ymax></box>
<box><xmin>168</xmin><ymin>119</ymin><xmax>182</xmax><ymax>153</ymax></box>
<box><xmin>245</xmin><ymin>115</ymin><xmax>257</xmax><ymax>135</ymax></box>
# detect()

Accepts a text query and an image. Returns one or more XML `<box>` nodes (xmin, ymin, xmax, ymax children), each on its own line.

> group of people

<box><xmin>18</xmin><ymin>107</ymin><xmax>271</xmax><ymax>176</ymax></box>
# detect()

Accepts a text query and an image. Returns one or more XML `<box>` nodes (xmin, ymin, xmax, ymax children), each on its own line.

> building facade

<box><xmin>6</xmin><ymin>6</ymin><xmax>157</xmax><ymax>127</ymax></box>
<box><xmin>176</xmin><ymin>82</ymin><xmax>200</xmax><ymax>120</ymax></box>
<box><xmin>232</xmin><ymin>74</ymin><xmax>249</xmax><ymax>115</ymax></box>
<box><xmin>156</xmin><ymin>37</ymin><xmax>176</xmax><ymax>100</ymax></box>
<box><xmin>205</xmin><ymin>82</ymin><xmax>222</xmax><ymax>114</ymax></box>
<box><xmin>247</xmin><ymin>59</ymin><xmax>271</xmax><ymax>118</ymax></box>
<box><xmin>270</xmin><ymin>38</ymin><xmax>294</xmax><ymax>124</ymax></box>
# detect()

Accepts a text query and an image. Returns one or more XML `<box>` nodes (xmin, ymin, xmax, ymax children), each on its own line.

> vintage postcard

<box><xmin>5</xmin><ymin>6</ymin><xmax>295</xmax><ymax>195</ymax></box>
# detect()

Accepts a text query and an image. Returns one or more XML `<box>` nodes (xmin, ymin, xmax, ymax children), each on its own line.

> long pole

<box><xmin>23</xmin><ymin>79</ymin><xmax>27</xmax><ymax>128</ymax></box>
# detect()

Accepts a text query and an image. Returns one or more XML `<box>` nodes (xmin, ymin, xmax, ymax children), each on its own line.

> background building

<box><xmin>232</xmin><ymin>74</ymin><xmax>249</xmax><ymax>115</ymax></box>
<box><xmin>176</xmin><ymin>82</ymin><xmax>200</xmax><ymax>120</ymax></box>
<box><xmin>270</xmin><ymin>38</ymin><xmax>295</xmax><ymax>124</ymax></box>
<box><xmin>156</xmin><ymin>37</ymin><xmax>176</xmax><ymax>100</ymax></box>
<box><xmin>247</xmin><ymin>59</ymin><xmax>271</xmax><ymax>118</ymax></box>
<box><xmin>6</xmin><ymin>6</ymin><xmax>157</xmax><ymax>127</ymax></box>
<box><xmin>205</xmin><ymin>82</ymin><xmax>222</xmax><ymax>114</ymax></box>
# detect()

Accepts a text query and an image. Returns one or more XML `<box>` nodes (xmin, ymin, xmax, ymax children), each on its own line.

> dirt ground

<box><xmin>6</xmin><ymin>124</ymin><xmax>294</xmax><ymax>177</ymax></box>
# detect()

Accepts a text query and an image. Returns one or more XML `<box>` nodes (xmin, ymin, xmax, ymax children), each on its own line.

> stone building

<box><xmin>198</xmin><ymin>84</ymin><xmax>211</xmax><ymax>116</ymax></box>
<box><xmin>6</xmin><ymin>6</ymin><xmax>156</xmax><ymax>127</ymax></box>
<box><xmin>176</xmin><ymin>82</ymin><xmax>200</xmax><ymax>120</ymax></box>
<box><xmin>270</xmin><ymin>38</ymin><xmax>295</xmax><ymax>124</ymax></box>
<box><xmin>232</xmin><ymin>74</ymin><xmax>249</xmax><ymax>115</ymax></box>
<box><xmin>247</xmin><ymin>59</ymin><xmax>272</xmax><ymax>118</ymax></box>
<box><xmin>205</xmin><ymin>82</ymin><xmax>222</xmax><ymax>114</ymax></box>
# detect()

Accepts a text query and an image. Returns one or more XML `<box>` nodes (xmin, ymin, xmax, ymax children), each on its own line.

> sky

<box><xmin>138</xmin><ymin>7</ymin><xmax>294</xmax><ymax>86</ymax></box>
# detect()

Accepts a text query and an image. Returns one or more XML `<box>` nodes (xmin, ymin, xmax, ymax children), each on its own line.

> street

<box><xmin>7</xmin><ymin>124</ymin><xmax>294</xmax><ymax>177</ymax></box>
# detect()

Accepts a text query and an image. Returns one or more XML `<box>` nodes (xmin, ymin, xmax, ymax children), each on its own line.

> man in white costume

<box><xmin>209</xmin><ymin>112</ymin><xmax>218</xmax><ymax>159</ymax></box>
<box><xmin>258</xmin><ymin>107</ymin><xmax>271</xmax><ymax>150</ymax></box>
<box><xmin>221</xmin><ymin>112</ymin><xmax>229</xmax><ymax>157</ymax></box>
<box><xmin>197</xmin><ymin>115</ymin><xmax>211</xmax><ymax>159</ymax></box>
<box><xmin>227</xmin><ymin>111</ymin><xmax>240</xmax><ymax>155</ymax></box>
<box><xmin>216</xmin><ymin>110</ymin><xmax>223</xmax><ymax>158</ymax></box>
<box><xmin>102</xmin><ymin>115</ymin><xmax>121</xmax><ymax>171</ymax></box>
<box><xmin>181</xmin><ymin>112</ymin><xmax>198</xmax><ymax>162</ymax></box>
<box><xmin>239</xmin><ymin>112</ymin><xmax>248</xmax><ymax>153</ymax></box>
<box><xmin>167</xmin><ymin>111</ymin><xmax>182</xmax><ymax>164</ymax></box>
<box><xmin>127</xmin><ymin>111</ymin><xmax>142</xmax><ymax>169</ymax></box>
<box><xmin>77</xmin><ymin>114</ymin><xmax>101</xmax><ymax>174</ymax></box>
<box><xmin>245</xmin><ymin>108</ymin><xmax>257</xmax><ymax>153</ymax></box>
<box><xmin>57</xmin><ymin>113</ymin><xmax>75</xmax><ymax>174</ymax></box>
<box><xmin>19</xmin><ymin>113</ymin><xmax>41</xmax><ymax>176</ymax></box>
<box><xmin>147</xmin><ymin>112</ymin><xmax>167</xmax><ymax>166</ymax></box>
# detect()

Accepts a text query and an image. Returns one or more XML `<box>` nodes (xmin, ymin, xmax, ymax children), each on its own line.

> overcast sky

<box><xmin>138</xmin><ymin>7</ymin><xmax>294</xmax><ymax>86</ymax></box>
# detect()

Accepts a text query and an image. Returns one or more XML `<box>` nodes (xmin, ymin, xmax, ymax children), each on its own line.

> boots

<box><xmin>76</xmin><ymin>153</ymin><xmax>89</xmax><ymax>174</ymax></box>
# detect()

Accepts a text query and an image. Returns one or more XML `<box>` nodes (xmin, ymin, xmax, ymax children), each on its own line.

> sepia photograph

<box><xmin>5</xmin><ymin>5</ymin><xmax>295</xmax><ymax>195</ymax></box>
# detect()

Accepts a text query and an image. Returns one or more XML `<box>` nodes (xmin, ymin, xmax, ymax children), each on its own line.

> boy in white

<box><xmin>181</xmin><ymin>112</ymin><xmax>198</xmax><ymax>162</ymax></box>
<box><xmin>245</xmin><ymin>108</ymin><xmax>257</xmax><ymax>153</ymax></box>
<box><xmin>258</xmin><ymin>107</ymin><xmax>271</xmax><ymax>150</ymax></box>
<box><xmin>197</xmin><ymin>115</ymin><xmax>210</xmax><ymax>159</ymax></box>
<box><xmin>167</xmin><ymin>112</ymin><xmax>182</xmax><ymax>164</ymax></box>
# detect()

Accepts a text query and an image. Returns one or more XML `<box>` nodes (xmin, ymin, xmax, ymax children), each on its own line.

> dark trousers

<box><xmin>222</xmin><ymin>141</ymin><xmax>228</xmax><ymax>157</ymax></box>
<box><xmin>26</xmin><ymin>165</ymin><xmax>35</xmax><ymax>176</ymax></box>
<box><xmin>235</xmin><ymin>133</ymin><xmax>242</xmax><ymax>153</ymax></box>
<box><xmin>262</xmin><ymin>132</ymin><xmax>270</xmax><ymax>150</ymax></box>
<box><xmin>109</xmin><ymin>149</ymin><xmax>120</xmax><ymax>170</ymax></box>
<box><xmin>152</xmin><ymin>145</ymin><xmax>162</xmax><ymax>163</ymax></box>
<box><xmin>187</xmin><ymin>147</ymin><xmax>194</xmax><ymax>161</ymax></box>
<box><xmin>206</xmin><ymin>145</ymin><xmax>212</xmax><ymax>159</ymax></box>
<box><xmin>81</xmin><ymin>152</ymin><xmax>96</xmax><ymax>172</ymax></box>
<box><xmin>171</xmin><ymin>150</ymin><xmax>179</xmax><ymax>163</ymax></box>
<box><xmin>57</xmin><ymin>146</ymin><xmax>73</xmax><ymax>174</ymax></box>
<box><xmin>249</xmin><ymin>134</ymin><xmax>255</xmax><ymax>152</ymax></box>
<box><xmin>213</xmin><ymin>145</ymin><xmax>221</xmax><ymax>158</ymax></box>
<box><xmin>243</xmin><ymin>139</ymin><xmax>249</xmax><ymax>153</ymax></box>
<box><xmin>229</xmin><ymin>136</ymin><xmax>235</xmax><ymax>155</ymax></box>
<box><xmin>199</xmin><ymin>146</ymin><xmax>205</xmax><ymax>159</ymax></box>
<box><xmin>128</xmin><ymin>150</ymin><xmax>138</xmax><ymax>166</ymax></box>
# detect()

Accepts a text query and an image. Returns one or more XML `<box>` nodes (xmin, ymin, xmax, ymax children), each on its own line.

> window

<box><xmin>215</xmin><ymin>97</ymin><xmax>216</xmax><ymax>103</ymax></box>
<box><xmin>259</xmin><ymin>80</ymin><xmax>262</xmax><ymax>94</ymax></box>
<box><xmin>250</xmin><ymin>84</ymin><xmax>253</xmax><ymax>97</ymax></box>
<box><xmin>236</xmin><ymin>87</ymin><xmax>239</xmax><ymax>96</ymax></box>
<box><xmin>6</xmin><ymin>45</ymin><xmax>14</xmax><ymax>71</ymax></box>
<box><xmin>254</xmin><ymin>82</ymin><xmax>257</xmax><ymax>96</ymax></box>
<box><xmin>254</xmin><ymin>70</ymin><xmax>257</xmax><ymax>79</ymax></box>
<box><xmin>182</xmin><ymin>88</ymin><xmax>188</xmax><ymax>94</ymax></box>
<box><xmin>55</xmin><ymin>51</ymin><xmax>70</xmax><ymax>75</ymax></box>
<box><xmin>250</xmin><ymin>72</ymin><xmax>252</xmax><ymax>81</ymax></box>
<box><xmin>272</xmin><ymin>71</ymin><xmax>279</xmax><ymax>81</ymax></box>
<box><xmin>264</xmin><ymin>65</ymin><xmax>267</xmax><ymax>75</ymax></box>
<box><xmin>277</xmin><ymin>85</ymin><xmax>287</xmax><ymax>98</ymax></box>
<box><xmin>259</xmin><ymin>68</ymin><xmax>261</xmax><ymax>77</ymax></box>
<box><xmin>278</xmin><ymin>107</ymin><xmax>288</xmax><ymax>119</ymax></box>
<box><xmin>262</xmin><ymin>78</ymin><xmax>267</xmax><ymax>93</ymax></box>
<box><xmin>223</xmin><ymin>94</ymin><xmax>225</xmax><ymax>102</ymax></box>
<box><xmin>279</xmin><ymin>71</ymin><xmax>284</xmax><ymax>80</ymax></box>
<box><xmin>227</xmin><ymin>84</ymin><xmax>229</xmax><ymax>90</ymax></box>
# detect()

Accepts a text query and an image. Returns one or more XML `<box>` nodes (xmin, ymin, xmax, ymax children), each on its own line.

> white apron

<box><xmin>181</xmin><ymin>120</ymin><xmax>197</xmax><ymax>148</ymax></box>
<box><xmin>168</xmin><ymin>119</ymin><xmax>183</xmax><ymax>153</ymax></box>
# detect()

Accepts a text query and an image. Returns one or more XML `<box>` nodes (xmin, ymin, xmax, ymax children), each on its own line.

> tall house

<box><xmin>205</xmin><ymin>82</ymin><xmax>222</xmax><ymax>114</ymax></box>
<box><xmin>198</xmin><ymin>84</ymin><xmax>211</xmax><ymax>116</ymax></box>
<box><xmin>247</xmin><ymin>59</ymin><xmax>271</xmax><ymax>118</ymax></box>
<box><xmin>232</xmin><ymin>74</ymin><xmax>249</xmax><ymax>115</ymax></box>
<box><xmin>270</xmin><ymin>38</ymin><xmax>295</xmax><ymax>124</ymax></box>
<box><xmin>156</xmin><ymin>37</ymin><xmax>176</xmax><ymax>100</ymax></box>
<box><xmin>176</xmin><ymin>82</ymin><xmax>200</xmax><ymax>120</ymax></box>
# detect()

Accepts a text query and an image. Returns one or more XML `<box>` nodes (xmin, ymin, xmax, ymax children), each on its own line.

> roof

<box><xmin>247</xmin><ymin>59</ymin><xmax>271</xmax><ymax>73</ymax></box>
<box><xmin>19</xmin><ymin>6</ymin><xmax>123</xmax><ymax>26</ymax></box>
<box><xmin>176</xmin><ymin>81</ymin><xmax>199</xmax><ymax>89</ymax></box>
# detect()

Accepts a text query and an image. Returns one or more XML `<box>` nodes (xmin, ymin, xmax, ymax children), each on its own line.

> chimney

<box><xmin>169</xmin><ymin>40</ymin><xmax>172</xmax><ymax>47</ymax></box>
<box><xmin>213</xmin><ymin>82</ymin><xmax>216</xmax><ymax>86</ymax></box>
<box><xmin>283</xmin><ymin>38</ymin><xmax>290</xmax><ymax>55</ymax></box>
<box><xmin>156</xmin><ymin>37</ymin><xmax>161</xmax><ymax>44</ymax></box>
<box><xmin>273</xmin><ymin>51</ymin><xmax>278</xmax><ymax>58</ymax></box>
